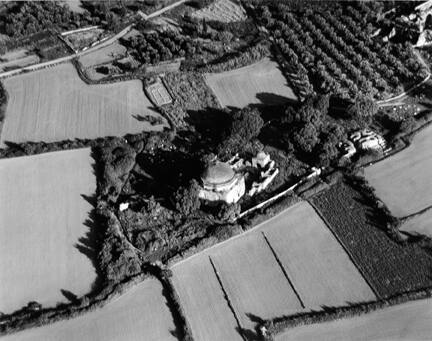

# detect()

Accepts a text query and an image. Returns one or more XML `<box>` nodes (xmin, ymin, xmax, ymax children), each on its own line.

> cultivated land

<box><xmin>0</xmin><ymin>62</ymin><xmax>167</xmax><ymax>146</ymax></box>
<box><xmin>277</xmin><ymin>298</ymin><xmax>432</xmax><ymax>341</ymax></box>
<box><xmin>400</xmin><ymin>209</ymin><xmax>432</xmax><ymax>238</ymax></box>
<box><xmin>0</xmin><ymin>149</ymin><xmax>96</xmax><ymax>313</ymax></box>
<box><xmin>171</xmin><ymin>201</ymin><xmax>375</xmax><ymax>340</ymax></box>
<box><xmin>211</xmin><ymin>232</ymin><xmax>304</xmax><ymax>331</ymax></box>
<box><xmin>264</xmin><ymin>202</ymin><xmax>376</xmax><ymax>308</ymax></box>
<box><xmin>191</xmin><ymin>0</ymin><xmax>247</xmax><ymax>23</ymax></box>
<box><xmin>365</xmin><ymin>124</ymin><xmax>432</xmax><ymax>217</ymax></box>
<box><xmin>172</xmin><ymin>256</ymin><xmax>243</xmax><ymax>341</ymax></box>
<box><xmin>204</xmin><ymin>57</ymin><xmax>297</xmax><ymax>108</ymax></box>
<box><xmin>3</xmin><ymin>278</ymin><xmax>177</xmax><ymax>341</ymax></box>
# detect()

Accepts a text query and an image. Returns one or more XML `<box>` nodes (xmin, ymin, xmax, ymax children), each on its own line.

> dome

<box><xmin>201</xmin><ymin>161</ymin><xmax>235</xmax><ymax>186</ymax></box>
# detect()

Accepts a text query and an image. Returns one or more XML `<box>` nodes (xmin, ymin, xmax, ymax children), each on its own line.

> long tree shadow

<box><xmin>75</xmin><ymin>193</ymin><xmax>106</xmax><ymax>295</ymax></box>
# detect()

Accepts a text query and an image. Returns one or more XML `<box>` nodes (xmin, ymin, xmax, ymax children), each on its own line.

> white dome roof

<box><xmin>201</xmin><ymin>161</ymin><xmax>235</xmax><ymax>186</ymax></box>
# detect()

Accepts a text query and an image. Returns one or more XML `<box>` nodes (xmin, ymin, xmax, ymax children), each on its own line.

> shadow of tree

<box><xmin>60</xmin><ymin>289</ymin><xmax>79</xmax><ymax>304</ymax></box>
<box><xmin>75</xmin><ymin>192</ymin><xmax>105</xmax><ymax>295</ymax></box>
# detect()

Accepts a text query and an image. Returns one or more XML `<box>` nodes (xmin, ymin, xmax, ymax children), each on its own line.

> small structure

<box><xmin>248</xmin><ymin>151</ymin><xmax>279</xmax><ymax>197</ymax></box>
<box><xmin>349</xmin><ymin>129</ymin><xmax>386</xmax><ymax>152</ymax></box>
<box><xmin>198</xmin><ymin>161</ymin><xmax>245</xmax><ymax>204</ymax></box>
<box><xmin>119</xmin><ymin>202</ymin><xmax>129</xmax><ymax>212</ymax></box>
<box><xmin>145</xmin><ymin>78</ymin><xmax>172</xmax><ymax>107</ymax></box>
<box><xmin>339</xmin><ymin>140</ymin><xmax>356</xmax><ymax>159</ymax></box>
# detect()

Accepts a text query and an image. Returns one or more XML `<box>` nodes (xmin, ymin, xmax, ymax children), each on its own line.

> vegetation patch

<box><xmin>311</xmin><ymin>180</ymin><xmax>432</xmax><ymax>298</ymax></box>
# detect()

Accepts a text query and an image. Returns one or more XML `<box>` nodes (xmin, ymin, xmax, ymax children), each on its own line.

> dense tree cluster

<box><xmin>218</xmin><ymin>107</ymin><xmax>264</xmax><ymax>159</ymax></box>
<box><xmin>255</xmin><ymin>2</ymin><xmax>428</xmax><ymax>99</ymax></box>
<box><xmin>121</xmin><ymin>30</ymin><xmax>197</xmax><ymax>65</ymax></box>
<box><xmin>0</xmin><ymin>1</ymin><xmax>92</xmax><ymax>37</ymax></box>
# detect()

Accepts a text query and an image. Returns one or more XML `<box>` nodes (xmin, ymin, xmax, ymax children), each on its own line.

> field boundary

<box><xmin>260</xmin><ymin>285</ymin><xmax>432</xmax><ymax>340</ymax></box>
<box><xmin>261</xmin><ymin>232</ymin><xmax>305</xmax><ymax>308</ymax></box>
<box><xmin>208</xmin><ymin>256</ymin><xmax>246</xmax><ymax>341</ymax></box>
<box><xmin>307</xmin><ymin>199</ymin><xmax>380</xmax><ymax>299</ymax></box>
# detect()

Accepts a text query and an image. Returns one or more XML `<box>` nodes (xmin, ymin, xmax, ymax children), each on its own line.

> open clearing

<box><xmin>3</xmin><ymin>278</ymin><xmax>177</xmax><ymax>341</ymax></box>
<box><xmin>171</xmin><ymin>201</ymin><xmax>371</xmax><ymax>340</ymax></box>
<box><xmin>277</xmin><ymin>298</ymin><xmax>432</xmax><ymax>341</ymax></box>
<box><xmin>205</xmin><ymin>57</ymin><xmax>297</xmax><ymax>108</ymax></box>
<box><xmin>192</xmin><ymin>0</ymin><xmax>247</xmax><ymax>23</ymax></box>
<box><xmin>0</xmin><ymin>149</ymin><xmax>96</xmax><ymax>313</ymax></box>
<box><xmin>79</xmin><ymin>43</ymin><xmax>126</xmax><ymax>68</ymax></box>
<box><xmin>0</xmin><ymin>62</ymin><xmax>166</xmax><ymax>146</ymax></box>
<box><xmin>365</xmin><ymin>124</ymin><xmax>432</xmax><ymax>217</ymax></box>
<box><xmin>264</xmin><ymin>202</ymin><xmax>376</xmax><ymax>308</ymax></box>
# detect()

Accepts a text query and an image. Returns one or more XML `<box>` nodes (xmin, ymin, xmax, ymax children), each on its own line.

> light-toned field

<box><xmin>211</xmin><ymin>232</ymin><xmax>304</xmax><ymax>331</ymax></box>
<box><xmin>192</xmin><ymin>0</ymin><xmax>247</xmax><ymax>23</ymax></box>
<box><xmin>0</xmin><ymin>54</ymin><xmax>39</xmax><ymax>71</ymax></box>
<box><xmin>172</xmin><ymin>256</ymin><xmax>243</xmax><ymax>341</ymax></box>
<box><xmin>172</xmin><ymin>201</ymin><xmax>371</xmax><ymax>340</ymax></box>
<box><xmin>277</xmin><ymin>298</ymin><xmax>432</xmax><ymax>341</ymax></box>
<box><xmin>79</xmin><ymin>43</ymin><xmax>127</xmax><ymax>68</ymax></box>
<box><xmin>400</xmin><ymin>209</ymin><xmax>432</xmax><ymax>237</ymax></box>
<box><xmin>264</xmin><ymin>202</ymin><xmax>376</xmax><ymax>308</ymax></box>
<box><xmin>0</xmin><ymin>48</ymin><xmax>40</xmax><ymax>71</ymax></box>
<box><xmin>0</xmin><ymin>149</ymin><xmax>96</xmax><ymax>313</ymax></box>
<box><xmin>365</xmin><ymin>124</ymin><xmax>432</xmax><ymax>217</ymax></box>
<box><xmin>1</xmin><ymin>62</ymin><xmax>166</xmax><ymax>146</ymax></box>
<box><xmin>3</xmin><ymin>278</ymin><xmax>177</xmax><ymax>341</ymax></box>
<box><xmin>63</xmin><ymin>0</ymin><xmax>85</xmax><ymax>13</ymax></box>
<box><xmin>205</xmin><ymin>57</ymin><xmax>297</xmax><ymax>108</ymax></box>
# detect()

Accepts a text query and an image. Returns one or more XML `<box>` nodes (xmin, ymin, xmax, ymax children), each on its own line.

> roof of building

<box><xmin>201</xmin><ymin>161</ymin><xmax>235</xmax><ymax>186</ymax></box>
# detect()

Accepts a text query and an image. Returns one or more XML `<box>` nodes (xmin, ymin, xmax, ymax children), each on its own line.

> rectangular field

<box><xmin>277</xmin><ymin>298</ymin><xmax>432</xmax><ymax>341</ymax></box>
<box><xmin>0</xmin><ymin>149</ymin><xmax>96</xmax><ymax>313</ymax></box>
<box><xmin>172</xmin><ymin>256</ymin><xmax>243</xmax><ymax>341</ymax></box>
<box><xmin>1</xmin><ymin>62</ymin><xmax>167</xmax><ymax>146</ymax></box>
<box><xmin>171</xmin><ymin>200</ymin><xmax>376</xmax><ymax>340</ymax></box>
<box><xmin>365</xmin><ymin>124</ymin><xmax>432</xmax><ymax>217</ymax></box>
<box><xmin>264</xmin><ymin>202</ymin><xmax>376</xmax><ymax>308</ymax></box>
<box><xmin>3</xmin><ymin>278</ymin><xmax>177</xmax><ymax>341</ymax></box>
<box><xmin>204</xmin><ymin>57</ymin><xmax>297</xmax><ymax>108</ymax></box>
<box><xmin>311</xmin><ymin>182</ymin><xmax>432</xmax><ymax>298</ymax></box>
<box><xmin>211</xmin><ymin>232</ymin><xmax>304</xmax><ymax>331</ymax></box>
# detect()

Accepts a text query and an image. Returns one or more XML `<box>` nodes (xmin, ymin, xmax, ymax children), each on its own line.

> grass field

<box><xmin>171</xmin><ymin>200</ymin><xmax>375</xmax><ymax>340</ymax></box>
<box><xmin>277</xmin><ymin>298</ymin><xmax>432</xmax><ymax>341</ymax></box>
<box><xmin>79</xmin><ymin>43</ymin><xmax>127</xmax><ymax>68</ymax></box>
<box><xmin>264</xmin><ymin>202</ymin><xmax>376</xmax><ymax>308</ymax></box>
<box><xmin>172</xmin><ymin>256</ymin><xmax>243</xmax><ymax>341</ymax></box>
<box><xmin>0</xmin><ymin>62</ymin><xmax>167</xmax><ymax>146</ymax></box>
<box><xmin>211</xmin><ymin>232</ymin><xmax>304</xmax><ymax>331</ymax></box>
<box><xmin>204</xmin><ymin>57</ymin><xmax>297</xmax><ymax>108</ymax></box>
<box><xmin>400</xmin><ymin>209</ymin><xmax>432</xmax><ymax>238</ymax></box>
<box><xmin>3</xmin><ymin>278</ymin><xmax>177</xmax><ymax>341</ymax></box>
<box><xmin>192</xmin><ymin>0</ymin><xmax>247</xmax><ymax>23</ymax></box>
<box><xmin>365</xmin><ymin>124</ymin><xmax>432</xmax><ymax>217</ymax></box>
<box><xmin>0</xmin><ymin>149</ymin><xmax>96</xmax><ymax>313</ymax></box>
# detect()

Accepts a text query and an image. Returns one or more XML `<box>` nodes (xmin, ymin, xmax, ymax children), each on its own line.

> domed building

<box><xmin>198</xmin><ymin>161</ymin><xmax>245</xmax><ymax>204</ymax></box>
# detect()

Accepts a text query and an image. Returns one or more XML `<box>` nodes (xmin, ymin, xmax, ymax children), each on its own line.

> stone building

<box><xmin>198</xmin><ymin>161</ymin><xmax>245</xmax><ymax>204</ymax></box>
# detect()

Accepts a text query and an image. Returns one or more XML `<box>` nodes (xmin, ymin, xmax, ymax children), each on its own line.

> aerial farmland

<box><xmin>0</xmin><ymin>63</ymin><xmax>167</xmax><ymax>146</ymax></box>
<box><xmin>205</xmin><ymin>58</ymin><xmax>297</xmax><ymax>108</ymax></box>
<box><xmin>2</xmin><ymin>0</ymin><xmax>432</xmax><ymax>340</ymax></box>
<box><xmin>0</xmin><ymin>149</ymin><xmax>96</xmax><ymax>313</ymax></box>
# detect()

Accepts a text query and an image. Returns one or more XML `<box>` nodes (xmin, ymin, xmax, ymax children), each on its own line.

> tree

<box><xmin>230</xmin><ymin>107</ymin><xmax>264</xmax><ymax>141</ymax></box>
<box><xmin>349</xmin><ymin>94</ymin><xmax>378</xmax><ymax>120</ymax></box>
<box><xmin>293</xmin><ymin>122</ymin><xmax>319</xmax><ymax>153</ymax></box>
<box><xmin>173</xmin><ymin>179</ymin><xmax>201</xmax><ymax>215</ymax></box>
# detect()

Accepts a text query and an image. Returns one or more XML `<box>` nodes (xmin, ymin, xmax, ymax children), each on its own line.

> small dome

<box><xmin>201</xmin><ymin>161</ymin><xmax>235</xmax><ymax>185</ymax></box>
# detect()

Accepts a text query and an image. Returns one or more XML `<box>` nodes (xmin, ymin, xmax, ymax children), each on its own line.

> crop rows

<box><xmin>256</xmin><ymin>2</ymin><xmax>427</xmax><ymax>99</ymax></box>
<box><xmin>311</xmin><ymin>182</ymin><xmax>432</xmax><ymax>298</ymax></box>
